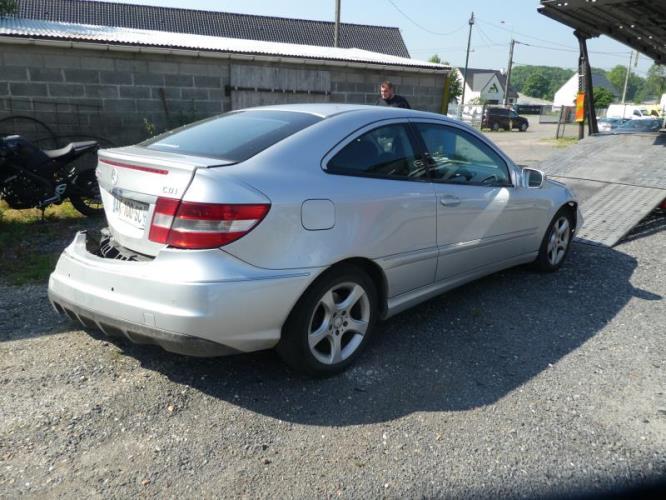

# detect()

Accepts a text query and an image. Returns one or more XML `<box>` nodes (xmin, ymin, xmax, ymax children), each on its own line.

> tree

<box><xmin>447</xmin><ymin>68</ymin><xmax>463</xmax><ymax>103</ymax></box>
<box><xmin>510</xmin><ymin>65</ymin><xmax>575</xmax><ymax>101</ymax></box>
<box><xmin>428</xmin><ymin>54</ymin><xmax>441</xmax><ymax>64</ymax></box>
<box><xmin>592</xmin><ymin>87</ymin><xmax>614</xmax><ymax>108</ymax></box>
<box><xmin>522</xmin><ymin>72</ymin><xmax>550</xmax><ymax>99</ymax></box>
<box><xmin>643</xmin><ymin>64</ymin><xmax>666</xmax><ymax>100</ymax></box>
<box><xmin>0</xmin><ymin>0</ymin><xmax>17</xmax><ymax>16</ymax></box>
<box><xmin>606</xmin><ymin>64</ymin><xmax>644</xmax><ymax>102</ymax></box>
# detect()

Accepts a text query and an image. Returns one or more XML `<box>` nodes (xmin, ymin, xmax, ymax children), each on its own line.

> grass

<box><xmin>540</xmin><ymin>136</ymin><xmax>579</xmax><ymax>148</ymax></box>
<box><xmin>0</xmin><ymin>200</ymin><xmax>94</xmax><ymax>285</ymax></box>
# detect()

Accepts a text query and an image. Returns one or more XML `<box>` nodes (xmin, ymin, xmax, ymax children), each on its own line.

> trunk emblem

<box><xmin>111</xmin><ymin>167</ymin><xmax>119</xmax><ymax>185</ymax></box>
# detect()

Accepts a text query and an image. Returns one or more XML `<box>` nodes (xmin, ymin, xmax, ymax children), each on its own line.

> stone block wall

<box><xmin>0</xmin><ymin>43</ymin><xmax>446</xmax><ymax>146</ymax></box>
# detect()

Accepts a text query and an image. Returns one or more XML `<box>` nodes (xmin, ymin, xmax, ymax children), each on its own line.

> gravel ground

<box><xmin>1</xmin><ymin>136</ymin><xmax>665</xmax><ymax>498</ymax></box>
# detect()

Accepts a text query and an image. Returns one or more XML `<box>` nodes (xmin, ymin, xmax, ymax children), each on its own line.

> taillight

<box><xmin>148</xmin><ymin>198</ymin><xmax>270</xmax><ymax>249</ymax></box>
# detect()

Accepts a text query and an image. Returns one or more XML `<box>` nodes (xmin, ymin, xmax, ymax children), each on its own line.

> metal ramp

<box><xmin>536</xmin><ymin>132</ymin><xmax>666</xmax><ymax>247</ymax></box>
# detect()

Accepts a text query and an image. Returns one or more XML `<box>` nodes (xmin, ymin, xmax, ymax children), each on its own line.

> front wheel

<box><xmin>519</xmin><ymin>123</ymin><xmax>528</xmax><ymax>132</ymax></box>
<box><xmin>533</xmin><ymin>209</ymin><xmax>574</xmax><ymax>272</ymax></box>
<box><xmin>69</xmin><ymin>170</ymin><xmax>104</xmax><ymax>217</ymax></box>
<box><xmin>277</xmin><ymin>264</ymin><xmax>378</xmax><ymax>375</ymax></box>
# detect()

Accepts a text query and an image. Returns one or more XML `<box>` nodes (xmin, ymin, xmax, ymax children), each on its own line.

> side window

<box><xmin>633</xmin><ymin>110</ymin><xmax>641</xmax><ymax>117</ymax></box>
<box><xmin>327</xmin><ymin>124</ymin><xmax>426</xmax><ymax>180</ymax></box>
<box><xmin>415</xmin><ymin>123</ymin><xmax>511</xmax><ymax>186</ymax></box>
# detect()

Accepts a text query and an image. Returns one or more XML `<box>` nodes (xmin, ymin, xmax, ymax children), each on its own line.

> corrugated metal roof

<box><xmin>14</xmin><ymin>0</ymin><xmax>411</xmax><ymax>58</ymax></box>
<box><xmin>0</xmin><ymin>18</ymin><xmax>448</xmax><ymax>71</ymax></box>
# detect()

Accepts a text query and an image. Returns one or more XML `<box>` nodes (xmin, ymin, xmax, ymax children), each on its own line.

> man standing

<box><xmin>378</xmin><ymin>80</ymin><xmax>411</xmax><ymax>109</ymax></box>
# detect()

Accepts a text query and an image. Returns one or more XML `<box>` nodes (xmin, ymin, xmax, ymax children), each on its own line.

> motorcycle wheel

<box><xmin>69</xmin><ymin>170</ymin><xmax>104</xmax><ymax>217</ymax></box>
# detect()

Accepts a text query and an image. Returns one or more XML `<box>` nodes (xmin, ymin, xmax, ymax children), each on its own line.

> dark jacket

<box><xmin>378</xmin><ymin>94</ymin><xmax>411</xmax><ymax>109</ymax></box>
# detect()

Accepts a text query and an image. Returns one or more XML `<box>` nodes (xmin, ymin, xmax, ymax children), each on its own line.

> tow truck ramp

<box><xmin>536</xmin><ymin>133</ymin><xmax>666</xmax><ymax>247</ymax></box>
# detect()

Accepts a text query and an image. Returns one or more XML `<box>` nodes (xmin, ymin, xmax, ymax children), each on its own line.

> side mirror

<box><xmin>524</xmin><ymin>168</ymin><xmax>546</xmax><ymax>188</ymax></box>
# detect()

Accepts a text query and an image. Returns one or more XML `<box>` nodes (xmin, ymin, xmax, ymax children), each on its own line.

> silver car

<box><xmin>49</xmin><ymin>104</ymin><xmax>581</xmax><ymax>375</ymax></box>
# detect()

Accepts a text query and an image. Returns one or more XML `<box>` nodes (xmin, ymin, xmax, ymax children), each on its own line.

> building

<box><xmin>455</xmin><ymin>68</ymin><xmax>518</xmax><ymax>105</ymax></box>
<box><xmin>552</xmin><ymin>73</ymin><xmax>617</xmax><ymax>109</ymax></box>
<box><xmin>0</xmin><ymin>0</ymin><xmax>448</xmax><ymax>146</ymax></box>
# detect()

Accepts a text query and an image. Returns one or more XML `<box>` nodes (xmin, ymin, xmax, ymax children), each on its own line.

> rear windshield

<box><xmin>141</xmin><ymin>110</ymin><xmax>322</xmax><ymax>162</ymax></box>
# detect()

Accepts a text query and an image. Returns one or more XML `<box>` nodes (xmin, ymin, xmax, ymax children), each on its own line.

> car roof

<box><xmin>238</xmin><ymin>103</ymin><xmax>449</xmax><ymax>121</ymax></box>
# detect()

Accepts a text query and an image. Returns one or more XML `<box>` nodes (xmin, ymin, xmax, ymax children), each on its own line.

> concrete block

<box><xmin>150</xmin><ymin>87</ymin><xmax>181</xmax><ymax>100</ymax></box>
<box><xmin>419</xmin><ymin>76</ymin><xmax>436</xmax><ymax>88</ymax></box>
<box><xmin>194</xmin><ymin>76</ymin><xmax>222</xmax><ymax>88</ymax></box>
<box><xmin>137</xmin><ymin>100</ymin><xmax>165</xmax><ymax>112</ymax></box>
<box><xmin>356</xmin><ymin>82</ymin><xmax>376</xmax><ymax>94</ymax></box>
<box><xmin>28</xmin><ymin>67</ymin><xmax>63</xmax><ymax>82</ymax></box>
<box><xmin>104</xmin><ymin>99</ymin><xmax>136</xmax><ymax>113</ymax></box>
<box><xmin>133</xmin><ymin>73</ymin><xmax>165</xmax><ymax>86</ymax></box>
<box><xmin>48</xmin><ymin>83</ymin><xmax>85</xmax><ymax>98</ymax></box>
<box><xmin>0</xmin><ymin>82</ymin><xmax>8</xmax><ymax>97</ymax></box>
<box><xmin>4</xmin><ymin>99</ymin><xmax>33</xmax><ymax>111</ymax></box>
<box><xmin>65</xmin><ymin>69</ymin><xmax>100</xmax><ymax>84</ymax></box>
<box><xmin>194</xmin><ymin>101</ymin><xmax>222</xmax><ymax>114</ymax></box>
<box><xmin>182</xmin><ymin>88</ymin><xmax>209</xmax><ymax>100</ymax></box>
<box><xmin>3</xmin><ymin>52</ymin><xmax>44</xmax><ymax>67</ymax></box>
<box><xmin>165</xmin><ymin>74</ymin><xmax>194</xmax><ymax>88</ymax></box>
<box><xmin>335</xmin><ymin>81</ymin><xmax>356</xmax><ymax>93</ymax></box>
<box><xmin>43</xmin><ymin>55</ymin><xmax>82</xmax><ymax>69</ymax></box>
<box><xmin>119</xmin><ymin>86</ymin><xmax>150</xmax><ymax>99</ymax></box>
<box><xmin>148</xmin><ymin>61</ymin><xmax>179</xmax><ymax>74</ymax></box>
<box><xmin>86</xmin><ymin>85</ymin><xmax>119</xmax><ymax>99</ymax></box>
<box><xmin>329</xmin><ymin>93</ymin><xmax>346</xmax><ymax>103</ymax></box>
<box><xmin>2</xmin><ymin>66</ymin><xmax>28</xmax><ymax>81</ymax></box>
<box><xmin>179</xmin><ymin>63</ymin><xmax>212</xmax><ymax>76</ymax></box>
<box><xmin>402</xmin><ymin>75</ymin><xmax>419</xmax><ymax>87</ymax></box>
<box><xmin>100</xmin><ymin>72</ymin><xmax>133</xmax><ymax>85</ymax></box>
<box><xmin>66</xmin><ymin>98</ymin><xmax>104</xmax><ymax>111</ymax></box>
<box><xmin>346</xmin><ymin>72</ymin><xmax>366</xmax><ymax>84</ymax></box>
<box><xmin>10</xmin><ymin>82</ymin><xmax>48</xmax><ymax>97</ymax></box>
<box><xmin>398</xmin><ymin>85</ymin><xmax>415</xmax><ymax>96</ymax></box>
<box><xmin>81</xmin><ymin>56</ymin><xmax>115</xmax><ymax>71</ymax></box>
<box><xmin>115</xmin><ymin>59</ymin><xmax>149</xmax><ymax>73</ymax></box>
<box><xmin>208</xmin><ymin>89</ymin><xmax>225</xmax><ymax>101</ymax></box>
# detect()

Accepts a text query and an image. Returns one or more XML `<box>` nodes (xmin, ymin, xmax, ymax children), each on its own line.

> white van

<box><xmin>606</xmin><ymin>104</ymin><xmax>652</xmax><ymax>120</ymax></box>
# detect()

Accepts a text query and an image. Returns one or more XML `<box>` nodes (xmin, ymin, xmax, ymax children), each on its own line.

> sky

<box><xmin>102</xmin><ymin>0</ymin><xmax>655</xmax><ymax>78</ymax></box>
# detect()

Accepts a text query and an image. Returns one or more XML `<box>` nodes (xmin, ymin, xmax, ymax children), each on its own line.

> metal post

<box><xmin>457</xmin><ymin>12</ymin><xmax>475</xmax><ymax>119</ymax></box>
<box><xmin>503</xmin><ymin>39</ymin><xmax>515</xmax><ymax>107</ymax></box>
<box><xmin>333</xmin><ymin>0</ymin><xmax>341</xmax><ymax>48</ymax></box>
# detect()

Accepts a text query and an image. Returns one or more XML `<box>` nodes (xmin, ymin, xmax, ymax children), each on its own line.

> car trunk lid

<box><xmin>96</xmin><ymin>146</ymin><xmax>232</xmax><ymax>257</ymax></box>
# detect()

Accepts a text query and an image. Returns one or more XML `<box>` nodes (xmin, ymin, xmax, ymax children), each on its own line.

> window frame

<box><xmin>322</xmin><ymin>119</ymin><xmax>430</xmax><ymax>183</ymax></box>
<box><xmin>409</xmin><ymin>119</ymin><xmax>516</xmax><ymax>188</ymax></box>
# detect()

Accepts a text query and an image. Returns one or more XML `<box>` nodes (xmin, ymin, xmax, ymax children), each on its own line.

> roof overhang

<box><xmin>538</xmin><ymin>0</ymin><xmax>666</xmax><ymax>64</ymax></box>
<box><xmin>0</xmin><ymin>18</ymin><xmax>449</xmax><ymax>74</ymax></box>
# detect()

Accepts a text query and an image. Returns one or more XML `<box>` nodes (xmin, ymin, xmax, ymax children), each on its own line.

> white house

<box><xmin>455</xmin><ymin>68</ymin><xmax>518</xmax><ymax>105</ymax></box>
<box><xmin>553</xmin><ymin>73</ymin><xmax>617</xmax><ymax>109</ymax></box>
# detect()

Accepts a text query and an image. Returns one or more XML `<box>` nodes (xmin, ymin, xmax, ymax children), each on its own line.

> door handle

<box><xmin>440</xmin><ymin>195</ymin><xmax>461</xmax><ymax>207</ymax></box>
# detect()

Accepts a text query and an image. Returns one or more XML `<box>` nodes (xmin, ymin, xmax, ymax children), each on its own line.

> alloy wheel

<box><xmin>547</xmin><ymin>216</ymin><xmax>571</xmax><ymax>266</ymax></box>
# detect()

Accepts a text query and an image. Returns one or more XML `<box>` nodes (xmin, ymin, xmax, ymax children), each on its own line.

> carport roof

<box><xmin>538</xmin><ymin>0</ymin><xmax>666</xmax><ymax>64</ymax></box>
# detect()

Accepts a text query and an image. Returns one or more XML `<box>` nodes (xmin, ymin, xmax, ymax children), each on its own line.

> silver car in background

<box><xmin>49</xmin><ymin>104</ymin><xmax>581</xmax><ymax>375</ymax></box>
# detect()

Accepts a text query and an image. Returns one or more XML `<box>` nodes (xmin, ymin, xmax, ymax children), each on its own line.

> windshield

<box><xmin>142</xmin><ymin>110</ymin><xmax>322</xmax><ymax>162</ymax></box>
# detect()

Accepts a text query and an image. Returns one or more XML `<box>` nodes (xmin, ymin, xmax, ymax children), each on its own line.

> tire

<box><xmin>533</xmin><ymin>208</ymin><xmax>574</xmax><ymax>272</ymax></box>
<box><xmin>520</xmin><ymin>123</ymin><xmax>528</xmax><ymax>132</ymax></box>
<box><xmin>277</xmin><ymin>264</ymin><xmax>378</xmax><ymax>376</ymax></box>
<box><xmin>69</xmin><ymin>169</ymin><xmax>104</xmax><ymax>217</ymax></box>
<box><xmin>491</xmin><ymin>122</ymin><xmax>500</xmax><ymax>132</ymax></box>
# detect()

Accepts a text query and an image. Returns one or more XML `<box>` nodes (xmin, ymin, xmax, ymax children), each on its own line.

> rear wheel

<box><xmin>533</xmin><ymin>208</ymin><xmax>574</xmax><ymax>272</ymax></box>
<box><xmin>69</xmin><ymin>169</ymin><xmax>103</xmax><ymax>217</ymax></box>
<box><xmin>491</xmin><ymin>122</ymin><xmax>500</xmax><ymax>132</ymax></box>
<box><xmin>277</xmin><ymin>264</ymin><xmax>378</xmax><ymax>375</ymax></box>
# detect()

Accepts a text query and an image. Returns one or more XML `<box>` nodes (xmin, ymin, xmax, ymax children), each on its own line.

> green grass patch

<box><xmin>0</xmin><ymin>200</ymin><xmax>94</xmax><ymax>285</ymax></box>
<box><xmin>540</xmin><ymin>136</ymin><xmax>579</xmax><ymax>148</ymax></box>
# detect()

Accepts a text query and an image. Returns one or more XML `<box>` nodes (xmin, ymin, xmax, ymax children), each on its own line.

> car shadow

<box><xmin>88</xmin><ymin>242</ymin><xmax>660</xmax><ymax>426</ymax></box>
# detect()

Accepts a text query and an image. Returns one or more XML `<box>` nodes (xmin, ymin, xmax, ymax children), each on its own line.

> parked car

<box><xmin>481</xmin><ymin>107</ymin><xmax>529</xmax><ymax>132</ymax></box>
<box><xmin>49</xmin><ymin>104</ymin><xmax>580</xmax><ymax>375</ymax></box>
<box><xmin>597</xmin><ymin>117</ymin><xmax>629</xmax><ymax>132</ymax></box>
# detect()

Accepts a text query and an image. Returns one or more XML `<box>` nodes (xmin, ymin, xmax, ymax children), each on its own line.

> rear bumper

<box><xmin>48</xmin><ymin>231</ymin><xmax>318</xmax><ymax>356</ymax></box>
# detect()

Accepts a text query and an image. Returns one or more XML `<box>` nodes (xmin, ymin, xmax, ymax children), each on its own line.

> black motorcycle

<box><xmin>0</xmin><ymin>135</ymin><xmax>102</xmax><ymax>217</ymax></box>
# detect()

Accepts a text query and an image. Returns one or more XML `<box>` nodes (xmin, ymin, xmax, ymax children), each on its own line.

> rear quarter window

<box><xmin>142</xmin><ymin>110</ymin><xmax>321</xmax><ymax>162</ymax></box>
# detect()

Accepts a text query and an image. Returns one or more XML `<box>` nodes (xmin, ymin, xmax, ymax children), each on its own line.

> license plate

<box><xmin>112</xmin><ymin>196</ymin><xmax>148</xmax><ymax>229</ymax></box>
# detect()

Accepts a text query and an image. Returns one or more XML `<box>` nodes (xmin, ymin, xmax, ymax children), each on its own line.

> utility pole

<box><xmin>458</xmin><ymin>11</ymin><xmax>475</xmax><ymax>119</ymax></box>
<box><xmin>334</xmin><ymin>0</ymin><xmax>341</xmax><ymax>48</ymax></box>
<box><xmin>621</xmin><ymin>50</ymin><xmax>633</xmax><ymax>104</ymax></box>
<box><xmin>503</xmin><ymin>39</ymin><xmax>515</xmax><ymax>107</ymax></box>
